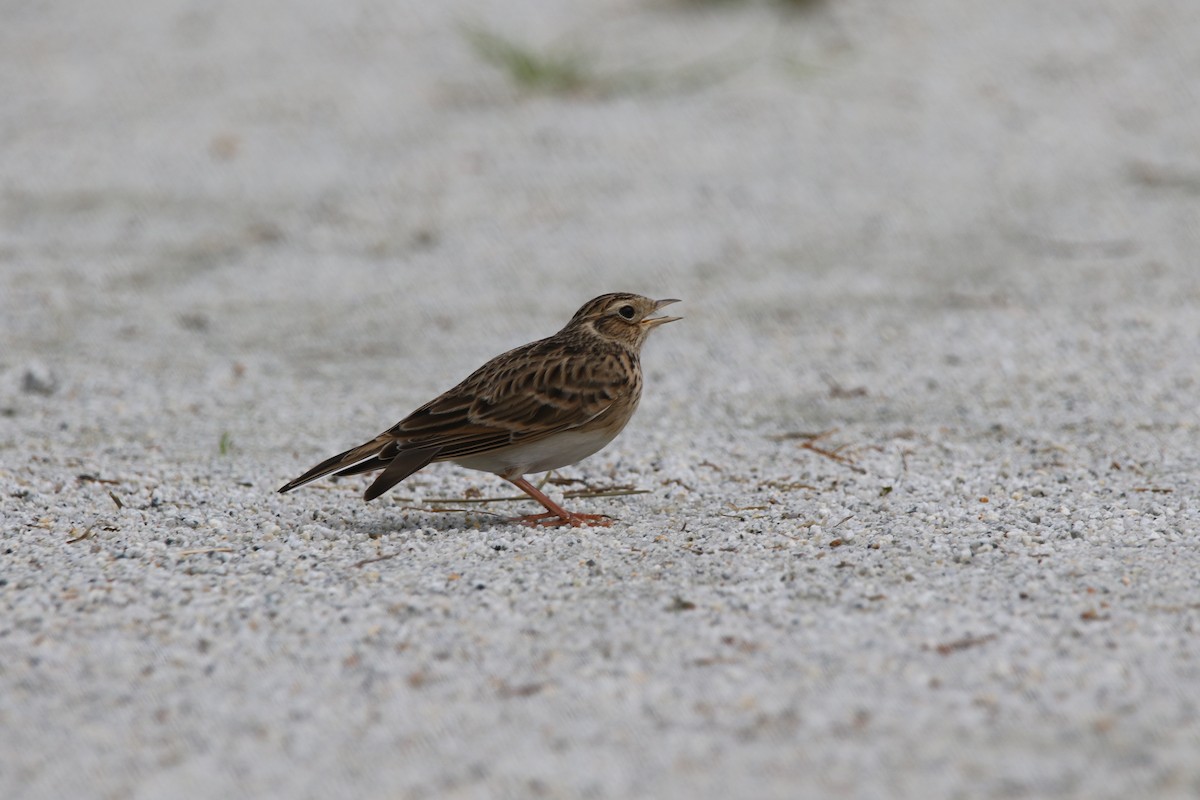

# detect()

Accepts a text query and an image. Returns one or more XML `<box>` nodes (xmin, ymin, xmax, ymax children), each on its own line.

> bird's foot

<box><xmin>511</xmin><ymin>511</ymin><xmax>613</xmax><ymax>528</ymax></box>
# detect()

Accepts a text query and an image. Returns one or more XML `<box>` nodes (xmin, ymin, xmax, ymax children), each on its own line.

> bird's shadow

<box><xmin>352</xmin><ymin>505</ymin><xmax>513</xmax><ymax>538</ymax></box>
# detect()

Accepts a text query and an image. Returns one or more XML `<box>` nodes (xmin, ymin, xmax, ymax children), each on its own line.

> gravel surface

<box><xmin>4</xmin><ymin>1</ymin><xmax>1200</xmax><ymax>798</ymax></box>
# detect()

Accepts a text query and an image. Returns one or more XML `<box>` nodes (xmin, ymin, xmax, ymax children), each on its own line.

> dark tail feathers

<box><xmin>278</xmin><ymin>435</ymin><xmax>440</xmax><ymax>499</ymax></box>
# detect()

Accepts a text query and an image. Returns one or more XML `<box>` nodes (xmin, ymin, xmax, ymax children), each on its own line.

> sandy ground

<box><xmin>4</xmin><ymin>1</ymin><xmax>1200</xmax><ymax>797</ymax></box>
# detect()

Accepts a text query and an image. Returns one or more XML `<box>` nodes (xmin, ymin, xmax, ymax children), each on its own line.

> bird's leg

<box><xmin>506</xmin><ymin>476</ymin><xmax>612</xmax><ymax>528</ymax></box>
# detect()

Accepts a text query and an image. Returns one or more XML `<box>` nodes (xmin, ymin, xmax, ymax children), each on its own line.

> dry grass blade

<box><xmin>546</xmin><ymin>475</ymin><xmax>586</xmax><ymax>486</ymax></box>
<box><xmin>822</xmin><ymin>373</ymin><xmax>868</xmax><ymax>398</ymax></box>
<box><xmin>768</xmin><ymin>428</ymin><xmax>837</xmax><ymax>443</ymax></box>
<box><xmin>728</xmin><ymin>503</ymin><xmax>769</xmax><ymax>512</ymax></box>
<box><xmin>1127</xmin><ymin>160</ymin><xmax>1200</xmax><ymax>193</ymax></box>
<box><xmin>177</xmin><ymin>547</ymin><xmax>234</xmax><ymax>558</ymax></box>
<box><xmin>798</xmin><ymin>438</ymin><xmax>867</xmax><ymax>474</ymax></box>
<box><xmin>77</xmin><ymin>474</ymin><xmax>119</xmax><ymax>485</ymax></box>
<box><xmin>460</xmin><ymin>21</ymin><xmax>747</xmax><ymax>99</ymax></box>
<box><xmin>933</xmin><ymin>633</ymin><xmax>997</xmax><ymax>656</ymax></box>
<box><xmin>424</xmin><ymin>494</ymin><xmax>537</xmax><ymax>506</ymax></box>
<box><xmin>67</xmin><ymin>526</ymin><xmax>95</xmax><ymax>544</ymax></box>
<box><xmin>424</xmin><ymin>486</ymin><xmax>648</xmax><ymax>506</ymax></box>
<box><xmin>565</xmin><ymin>487</ymin><xmax>650</xmax><ymax>499</ymax></box>
<box><xmin>400</xmin><ymin>505</ymin><xmax>509</xmax><ymax>519</ymax></box>
<box><xmin>355</xmin><ymin>552</ymin><xmax>403</xmax><ymax>568</ymax></box>
<box><xmin>761</xmin><ymin>479</ymin><xmax>818</xmax><ymax>491</ymax></box>
<box><xmin>461</xmin><ymin>23</ymin><xmax>591</xmax><ymax>94</ymax></box>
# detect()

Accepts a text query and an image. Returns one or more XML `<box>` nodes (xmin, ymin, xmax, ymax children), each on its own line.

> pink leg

<box><xmin>507</xmin><ymin>476</ymin><xmax>612</xmax><ymax>528</ymax></box>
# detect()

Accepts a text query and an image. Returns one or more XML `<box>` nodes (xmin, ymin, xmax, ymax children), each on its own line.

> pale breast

<box><xmin>451</xmin><ymin>426</ymin><xmax>621</xmax><ymax>477</ymax></box>
<box><xmin>453</xmin><ymin>393</ymin><xmax>639</xmax><ymax>478</ymax></box>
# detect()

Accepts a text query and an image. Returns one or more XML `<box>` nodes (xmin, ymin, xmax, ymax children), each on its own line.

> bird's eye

<box><xmin>617</xmin><ymin>305</ymin><xmax>636</xmax><ymax>320</ymax></box>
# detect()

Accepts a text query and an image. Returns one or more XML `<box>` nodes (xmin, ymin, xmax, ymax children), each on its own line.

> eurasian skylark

<box><xmin>278</xmin><ymin>293</ymin><xmax>680</xmax><ymax>527</ymax></box>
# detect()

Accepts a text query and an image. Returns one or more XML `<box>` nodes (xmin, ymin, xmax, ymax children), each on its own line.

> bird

<box><xmin>278</xmin><ymin>293</ymin><xmax>681</xmax><ymax>527</ymax></box>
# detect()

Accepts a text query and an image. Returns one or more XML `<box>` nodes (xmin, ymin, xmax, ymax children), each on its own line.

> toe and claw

<box><xmin>507</xmin><ymin>476</ymin><xmax>613</xmax><ymax>528</ymax></box>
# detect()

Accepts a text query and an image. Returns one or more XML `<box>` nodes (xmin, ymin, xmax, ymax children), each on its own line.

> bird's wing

<box><xmin>387</xmin><ymin>338</ymin><xmax>637</xmax><ymax>461</ymax></box>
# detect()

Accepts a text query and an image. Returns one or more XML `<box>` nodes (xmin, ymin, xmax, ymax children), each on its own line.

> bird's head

<box><xmin>565</xmin><ymin>293</ymin><xmax>681</xmax><ymax>348</ymax></box>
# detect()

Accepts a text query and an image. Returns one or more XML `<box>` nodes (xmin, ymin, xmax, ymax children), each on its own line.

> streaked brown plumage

<box><xmin>278</xmin><ymin>293</ymin><xmax>680</xmax><ymax>527</ymax></box>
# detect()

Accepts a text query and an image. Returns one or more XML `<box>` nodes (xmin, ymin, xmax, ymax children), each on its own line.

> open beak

<box><xmin>643</xmin><ymin>298</ymin><xmax>682</xmax><ymax>328</ymax></box>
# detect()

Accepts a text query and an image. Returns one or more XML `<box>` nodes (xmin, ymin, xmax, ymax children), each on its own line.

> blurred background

<box><xmin>0</xmin><ymin>0</ymin><xmax>1197</xmax><ymax>450</ymax></box>
<box><xmin>4</xmin><ymin>1</ymin><xmax>1198</xmax><ymax>424</ymax></box>
<box><xmin>3</xmin><ymin>0</ymin><xmax>1199</xmax><ymax>466</ymax></box>
<box><xmin>6</xmin><ymin>14</ymin><xmax>1198</xmax><ymax>297</ymax></box>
